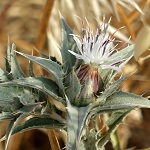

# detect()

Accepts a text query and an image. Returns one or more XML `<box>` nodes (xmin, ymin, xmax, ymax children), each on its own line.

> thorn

<box><xmin>58</xmin><ymin>11</ymin><xmax>63</xmax><ymax>19</ymax></box>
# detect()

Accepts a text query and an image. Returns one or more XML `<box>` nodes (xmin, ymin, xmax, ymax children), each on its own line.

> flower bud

<box><xmin>77</xmin><ymin>64</ymin><xmax>103</xmax><ymax>106</ymax></box>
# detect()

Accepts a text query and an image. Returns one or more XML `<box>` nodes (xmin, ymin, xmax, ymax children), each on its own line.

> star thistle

<box><xmin>68</xmin><ymin>18</ymin><xmax>124</xmax><ymax>72</ymax></box>
<box><xmin>68</xmin><ymin>18</ymin><xmax>126</xmax><ymax>105</ymax></box>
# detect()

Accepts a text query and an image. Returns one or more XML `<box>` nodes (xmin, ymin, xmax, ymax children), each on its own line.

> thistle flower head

<box><xmin>68</xmin><ymin>17</ymin><xmax>125</xmax><ymax>72</ymax></box>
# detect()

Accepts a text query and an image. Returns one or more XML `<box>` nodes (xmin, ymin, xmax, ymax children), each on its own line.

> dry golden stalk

<box><xmin>117</xmin><ymin>4</ymin><xmax>136</xmax><ymax>41</ymax></box>
<box><xmin>47</xmin><ymin>129</ymin><xmax>61</xmax><ymax>150</ymax></box>
<box><xmin>128</xmin><ymin>0</ymin><xmax>148</xmax><ymax>23</ymax></box>
<box><xmin>35</xmin><ymin>0</ymin><xmax>55</xmax><ymax>52</ymax></box>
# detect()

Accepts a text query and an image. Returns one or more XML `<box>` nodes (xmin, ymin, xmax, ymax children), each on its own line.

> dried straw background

<box><xmin>0</xmin><ymin>0</ymin><xmax>150</xmax><ymax>149</ymax></box>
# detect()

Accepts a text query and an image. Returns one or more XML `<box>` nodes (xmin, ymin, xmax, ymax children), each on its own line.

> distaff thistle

<box><xmin>68</xmin><ymin>17</ymin><xmax>125</xmax><ymax>106</ymax></box>
<box><xmin>0</xmin><ymin>15</ymin><xmax>150</xmax><ymax>150</ymax></box>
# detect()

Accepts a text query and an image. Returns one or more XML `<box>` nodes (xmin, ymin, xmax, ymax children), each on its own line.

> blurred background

<box><xmin>0</xmin><ymin>0</ymin><xmax>150</xmax><ymax>149</ymax></box>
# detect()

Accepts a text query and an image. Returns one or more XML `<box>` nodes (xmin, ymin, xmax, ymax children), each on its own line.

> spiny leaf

<box><xmin>12</xmin><ymin>117</ymin><xmax>65</xmax><ymax>135</ymax></box>
<box><xmin>0</xmin><ymin>112</ymin><xmax>15</xmax><ymax>120</ymax></box>
<box><xmin>61</xmin><ymin>16</ymin><xmax>78</xmax><ymax>74</ymax></box>
<box><xmin>92</xmin><ymin>91</ymin><xmax>150</xmax><ymax>117</ymax></box>
<box><xmin>5</xmin><ymin>113</ymin><xmax>29</xmax><ymax>150</ymax></box>
<box><xmin>112</xmin><ymin>44</ymin><xmax>134</xmax><ymax>68</ymax></box>
<box><xmin>5</xmin><ymin>37</ymin><xmax>11</xmax><ymax>73</ymax></box>
<box><xmin>1</xmin><ymin>77</ymin><xmax>64</xmax><ymax>104</ymax></box>
<box><xmin>5</xmin><ymin>100</ymin><xmax>43</xmax><ymax>150</ymax></box>
<box><xmin>99</xmin><ymin>45</ymin><xmax>134</xmax><ymax>85</ymax></box>
<box><xmin>17</xmin><ymin>102</ymin><xmax>43</xmax><ymax>114</ymax></box>
<box><xmin>0</xmin><ymin>68</ymin><xmax>9</xmax><ymax>82</ymax></box>
<box><xmin>10</xmin><ymin>44</ymin><xmax>25</xmax><ymax>79</ymax></box>
<box><xmin>105</xmin><ymin>91</ymin><xmax>150</xmax><ymax>109</ymax></box>
<box><xmin>15</xmin><ymin>51</ymin><xmax>64</xmax><ymax>90</ymax></box>
<box><xmin>87</xmin><ymin>91</ymin><xmax>150</xmax><ymax>126</ymax></box>
<box><xmin>28</xmin><ymin>60</ymin><xmax>35</xmax><ymax>77</ymax></box>
<box><xmin>101</xmin><ymin>45</ymin><xmax>134</xmax><ymax>78</ymax></box>
<box><xmin>95</xmin><ymin>74</ymin><xmax>130</xmax><ymax>105</ymax></box>
<box><xmin>97</xmin><ymin>110</ymin><xmax>131</xmax><ymax>148</ymax></box>
<box><xmin>99</xmin><ymin>69</ymin><xmax>114</xmax><ymax>86</ymax></box>
<box><xmin>0</xmin><ymin>86</ymin><xmax>23</xmax><ymax>112</ymax></box>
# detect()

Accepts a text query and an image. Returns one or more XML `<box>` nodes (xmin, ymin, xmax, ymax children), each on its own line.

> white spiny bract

<box><xmin>68</xmin><ymin>18</ymin><xmax>124</xmax><ymax>72</ymax></box>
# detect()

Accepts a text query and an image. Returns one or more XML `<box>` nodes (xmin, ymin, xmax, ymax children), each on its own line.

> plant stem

<box><xmin>111</xmin><ymin>130</ymin><xmax>121</xmax><ymax>150</ymax></box>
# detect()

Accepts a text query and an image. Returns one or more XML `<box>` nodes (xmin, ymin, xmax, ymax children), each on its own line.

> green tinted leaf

<box><xmin>90</xmin><ymin>91</ymin><xmax>150</xmax><ymax>120</ymax></box>
<box><xmin>61</xmin><ymin>16</ymin><xmax>78</xmax><ymax>74</ymax></box>
<box><xmin>0</xmin><ymin>68</ymin><xmax>9</xmax><ymax>82</ymax></box>
<box><xmin>10</xmin><ymin>44</ymin><xmax>25</xmax><ymax>79</ymax></box>
<box><xmin>17</xmin><ymin>102</ymin><xmax>43</xmax><ymax>114</ymax></box>
<box><xmin>100</xmin><ymin>45</ymin><xmax>134</xmax><ymax>82</ymax></box>
<box><xmin>0</xmin><ymin>112</ymin><xmax>15</xmax><ymax>120</ymax></box>
<box><xmin>0</xmin><ymin>87</ymin><xmax>23</xmax><ymax>112</ymax></box>
<box><xmin>5</xmin><ymin>113</ymin><xmax>29</xmax><ymax>150</ymax></box>
<box><xmin>12</xmin><ymin>117</ymin><xmax>65</xmax><ymax>135</ymax></box>
<box><xmin>107</xmin><ymin>45</ymin><xmax>134</xmax><ymax>68</ymax></box>
<box><xmin>87</xmin><ymin>91</ymin><xmax>150</xmax><ymax>123</ymax></box>
<box><xmin>96</xmin><ymin>74</ymin><xmax>130</xmax><ymax>105</ymax></box>
<box><xmin>5</xmin><ymin>37</ymin><xmax>11</xmax><ymax>73</ymax></box>
<box><xmin>99</xmin><ymin>69</ymin><xmax>113</xmax><ymax>85</ymax></box>
<box><xmin>105</xmin><ymin>91</ymin><xmax>150</xmax><ymax>109</ymax></box>
<box><xmin>16</xmin><ymin>51</ymin><xmax>64</xmax><ymax>90</ymax></box>
<box><xmin>28</xmin><ymin>60</ymin><xmax>35</xmax><ymax>77</ymax></box>
<box><xmin>1</xmin><ymin>77</ymin><xmax>64</xmax><ymax>104</ymax></box>
<box><xmin>66</xmin><ymin>70</ymin><xmax>81</xmax><ymax>103</ymax></box>
<box><xmin>97</xmin><ymin>110</ymin><xmax>131</xmax><ymax>148</ymax></box>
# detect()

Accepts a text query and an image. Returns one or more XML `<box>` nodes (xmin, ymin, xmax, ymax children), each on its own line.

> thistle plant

<box><xmin>0</xmin><ymin>16</ymin><xmax>150</xmax><ymax>150</ymax></box>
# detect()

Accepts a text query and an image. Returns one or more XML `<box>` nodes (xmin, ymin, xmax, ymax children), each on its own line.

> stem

<box><xmin>111</xmin><ymin>130</ymin><xmax>121</xmax><ymax>150</ymax></box>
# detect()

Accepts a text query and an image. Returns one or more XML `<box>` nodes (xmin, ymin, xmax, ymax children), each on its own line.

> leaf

<box><xmin>1</xmin><ymin>77</ymin><xmax>64</xmax><ymax>104</ymax></box>
<box><xmin>0</xmin><ymin>68</ymin><xmax>9</xmax><ymax>82</ymax></box>
<box><xmin>117</xmin><ymin>45</ymin><xmax>134</xmax><ymax>68</ymax></box>
<box><xmin>61</xmin><ymin>16</ymin><xmax>78</xmax><ymax>74</ymax></box>
<box><xmin>95</xmin><ymin>74</ymin><xmax>130</xmax><ymax>105</ymax></box>
<box><xmin>5</xmin><ymin>37</ymin><xmax>11</xmax><ymax>73</ymax></box>
<box><xmin>65</xmin><ymin>70</ymin><xmax>81</xmax><ymax>104</ymax></box>
<box><xmin>5</xmin><ymin>99</ymin><xmax>44</xmax><ymax>150</ymax></box>
<box><xmin>28</xmin><ymin>60</ymin><xmax>35</xmax><ymax>77</ymax></box>
<box><xmin>12</xmin><ymin>117</ymin><xmax>65</xmax><ymax>135</ymax></box>
<box><xmin>0</xmin><ymin>86</ymin><xmax>23</xmax><ymax>112</ymax></box>
<box><xmin>107</xmin><ymin>44</ymin><xmax>134</xmax><ymax>68</ymax></box>
<box><xmin>5</xmin><ymin>113</ymin><xmax>29</xmax><ymax>150</ymax></box>
<box><xmin>99</xmin><ymin>45</ymin><xmax>134</xmax><ymax>83</ymax></box>
<box><xmin>17</xmin><ymin>102</ymin><xmax>43</xmax><ymax>114</ymax></box>
<box><xmin>90</xmin><ymin>91</ymin><xmax>150</xmax><ymax>120</ymax></box>
<box><xmin>10</xmin><ymin>44</ymin><xmax>25</xmax><ymax>79</ymax></box>
<box><xmin>105</xmin><ymin>91</ymin><xmax>150</xmax><ymax>109</ymax></box>
<box><xmin>97</xmin><ymin>110</ymin><xmax>131</xmax><ymax>148</ymax></box>
<box><xmin>0</xmin><ymin>112</ymin><xmax>15</xmax><ymax>120</ymax></box>
<box><xmin>16</xmin><ymin>51</ymin><xmax>64</xmax><ymax>90</ymax></box>
<box><xmin>99</xmin><ymin>69</ymin><xmax>113</xmax><ymax>85</ymax></box>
